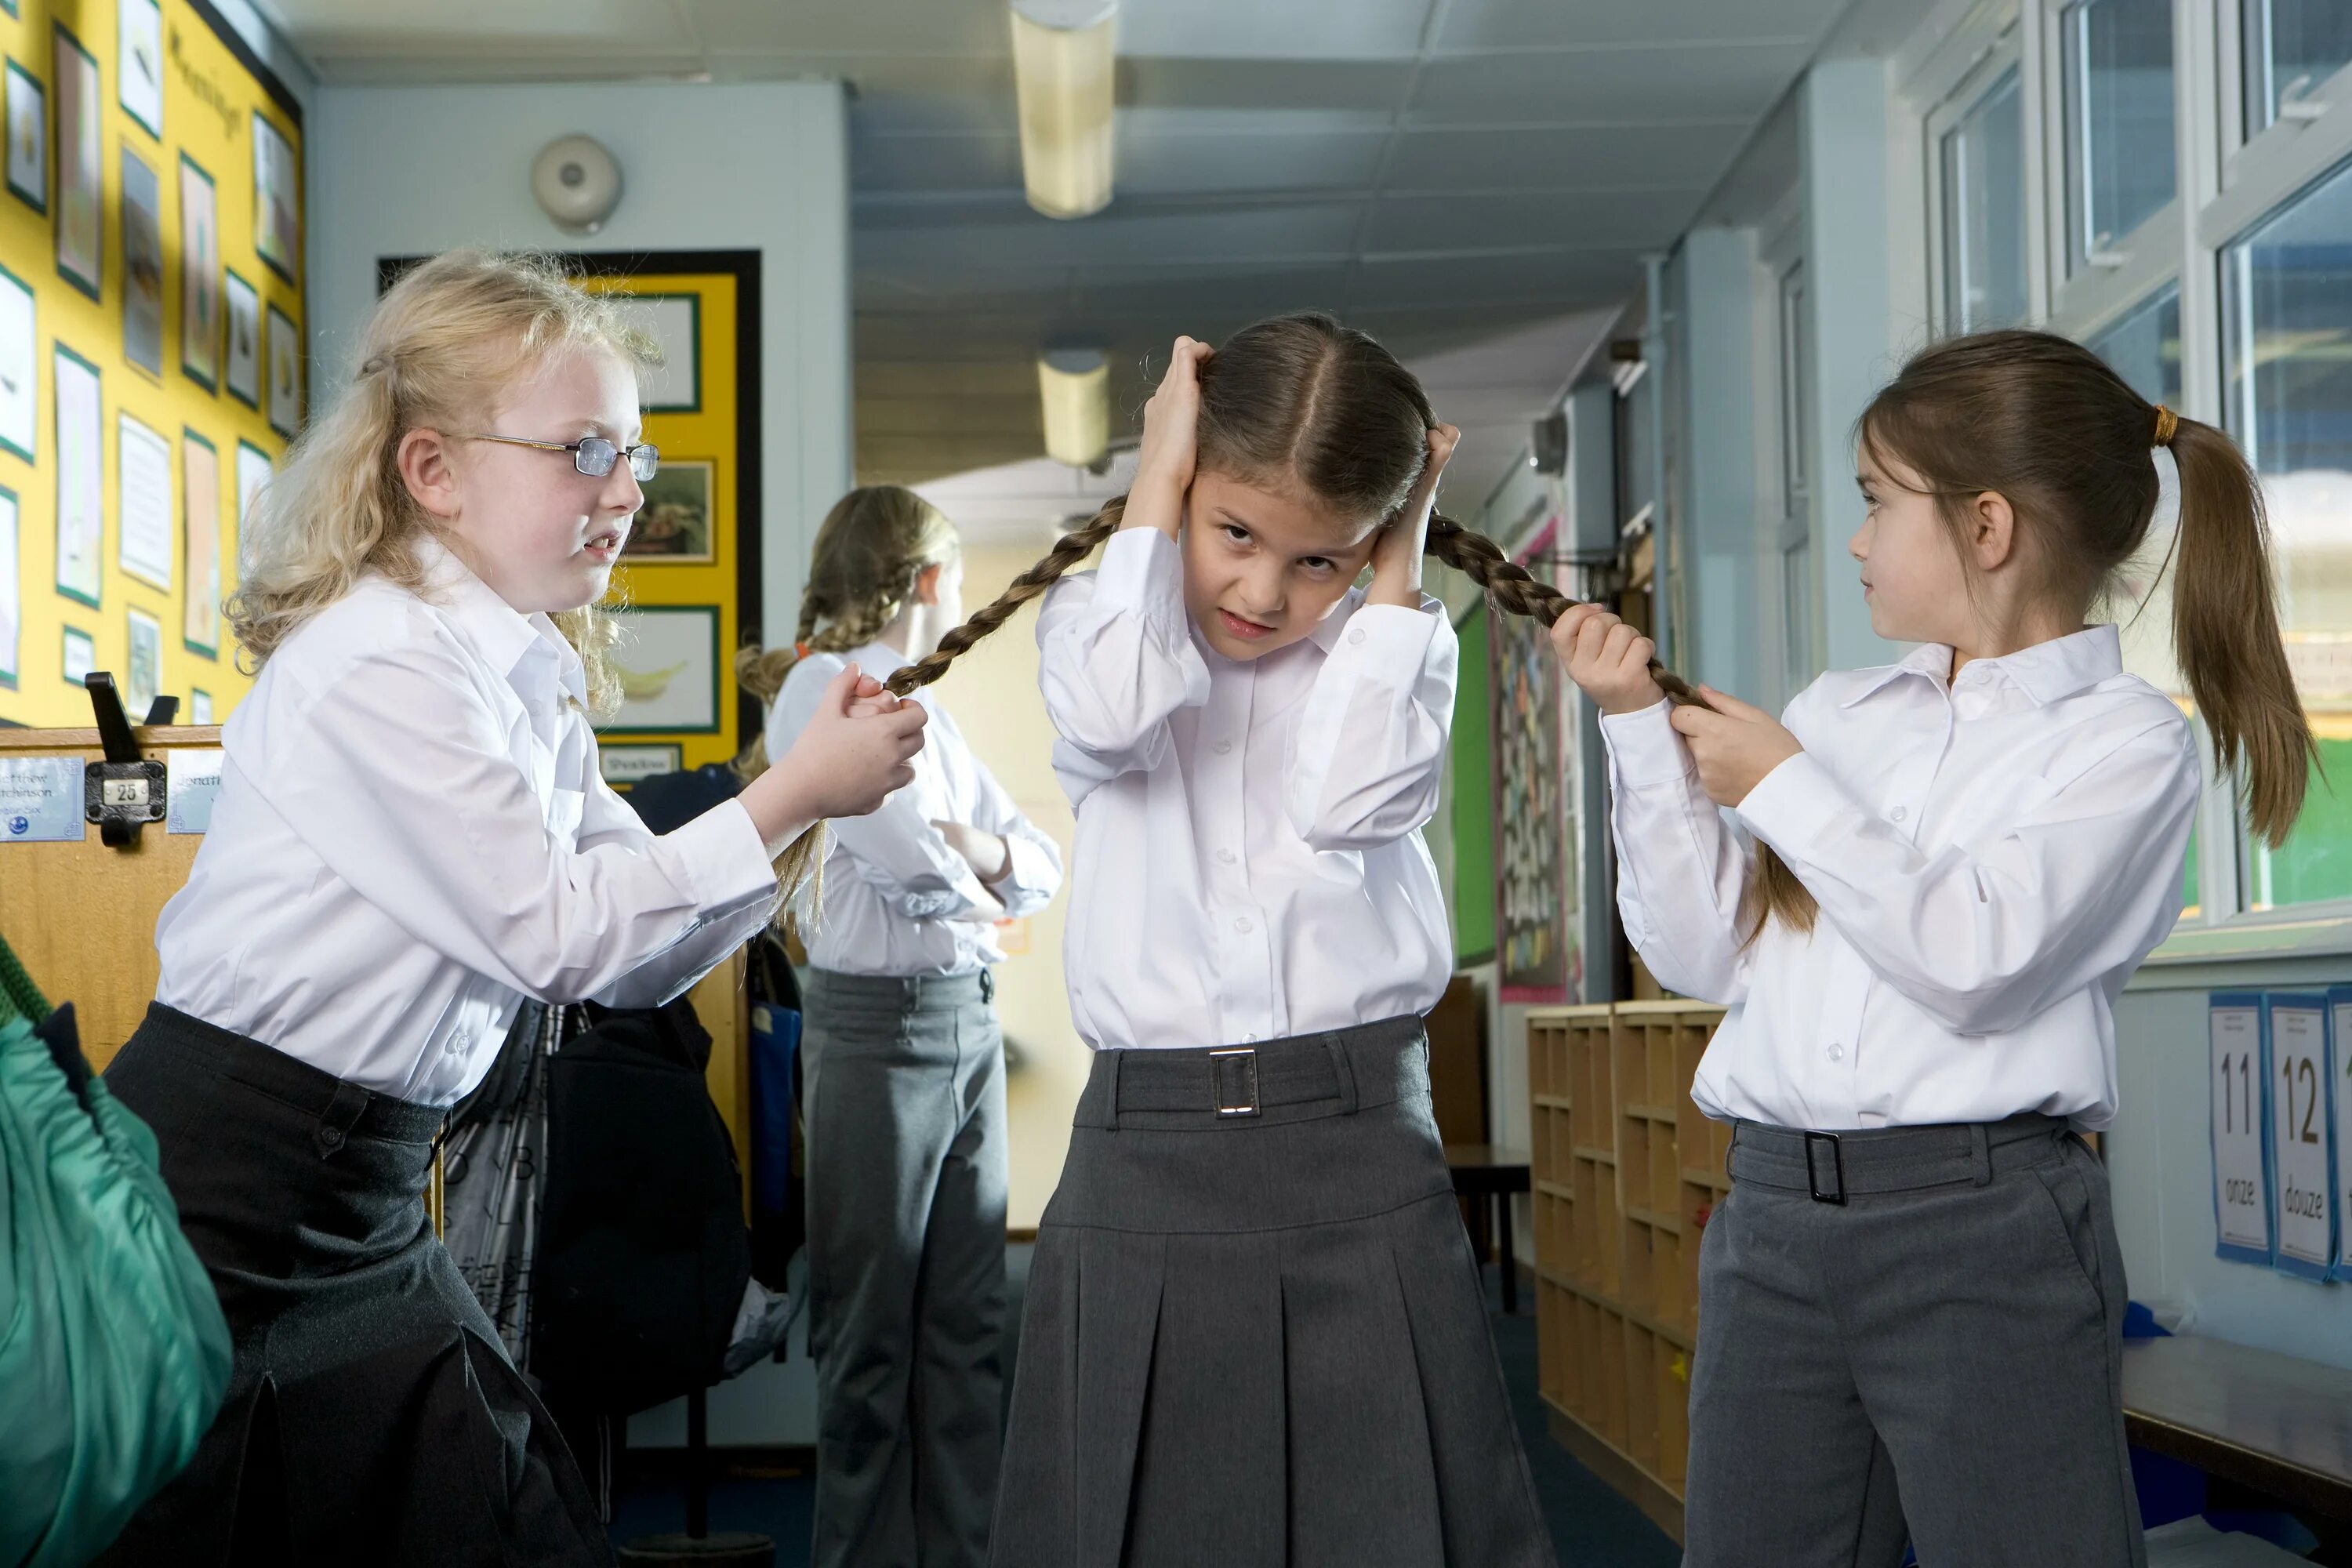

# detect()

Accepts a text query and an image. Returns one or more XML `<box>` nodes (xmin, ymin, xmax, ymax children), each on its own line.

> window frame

<box><xmin>2042</xmin><ymin>0</ymin><xmax>2186</xmax><ymax>321</ymax></box>
<box><xmin>1927</xmin><ymin>27</ymin><xmax>2042</xmax><ymax>335</ymax></box>
<box><xmin>1900</xmin><ymin>0</ymin><xmax>2352</xmax><ymax>957</ymax></box>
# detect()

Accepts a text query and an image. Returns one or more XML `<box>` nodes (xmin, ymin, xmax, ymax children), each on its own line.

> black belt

<box><xmin>1729</xmin><ymin>1113</ymin><xmax>2073</xmax><ymax>1203</ymax></box>
<box><xmin>1080</xmin><ymin>1014</ymin><xmax>1426</xmax><ymax>1127</ymax></box>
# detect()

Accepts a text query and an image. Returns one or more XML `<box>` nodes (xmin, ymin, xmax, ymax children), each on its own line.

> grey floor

<box><xmin>609</xmin><ymin>1243</ymin><xmax>1682</xmax><ymax>1566</ymax></box>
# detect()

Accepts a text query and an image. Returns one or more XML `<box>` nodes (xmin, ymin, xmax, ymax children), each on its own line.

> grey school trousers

<box><xmin>804</xmin><ymin>967</ymin><xmax>1007</xmax><ymax>1568</ymax></box>
<box><xmin>1682</xmin><ymin>1116</ymin><xmax>2143</xmax><ymax>1568</ymax></box>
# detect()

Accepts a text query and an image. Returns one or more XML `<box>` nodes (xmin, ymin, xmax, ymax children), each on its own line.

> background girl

<box><xmin>1555</xmin><ymin>328</ymin><xmax>2310</xmax><ymax>1566</ymax></box>
<box><xmin>739</xmin><ymin>485</ymin><xmax>1063</xmax><ymax>1568</ymax></box>
<box><xmin>97</xmin><ymin>249</ymin><xmax>927</xmax><ymax>1565</ymax></box>
<box><xmin>880</xmin><ymin>315</ymin><xmax>1559</xmax><ymax>1568</ymax></box>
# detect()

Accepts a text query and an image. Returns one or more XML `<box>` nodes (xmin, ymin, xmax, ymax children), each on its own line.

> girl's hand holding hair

<box><xmin>1126</xmin><ymin>337</ymin><xmax>1212</xmax><ymax>543</ymax></box>
<box><xmin>1552</xmin><ymin>604</ymin><xmax>1667</xmax><ymax>716</ymax></box>
<box><xmin>1669</xmin><ymin>687</ymin><xmax>1803</xmax><ymax>808</ymax></box>
<box><xmin>1367</xmin><ymin>424</ymin><xmax>1461</xmax><ymax>608</ymax></box>
<box><xmin>742</xmin><ymin>662</ymin><xmax>928</xmax><ymax>847</ymax></box>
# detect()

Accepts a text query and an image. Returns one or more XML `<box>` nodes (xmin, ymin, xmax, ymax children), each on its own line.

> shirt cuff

<box><xmin>1091</xmin><ymin>526</ymin><xmax>1189</xmax><ymax>634</ymax></box>
<box><xmin>1328</xmin><ymin>598</ymin><xmax>1442</xmax><ymax>686</ymax></box>
<box><xmin>1732</xmin><ymin>749</ymin><xmax>1849</xmax><ymax>864</ymax></box>
<box><xmin>665</xmin><ymin>798</ymin><xmax>789</xmax><ymax>917</ymax></box>
<box><xmin>997</xmin><ymin>831</ymin><xmax>1061</xmax><ymax>910</ymax></box>
<box><xmin>1599</xmin><ymin>699</ymin><xmax>1692</xmax><ymax>787</ymax></box>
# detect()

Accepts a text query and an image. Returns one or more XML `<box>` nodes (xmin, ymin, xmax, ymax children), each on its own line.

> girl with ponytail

<box><xmin>887</xmin><ymin>314</ymin><xmax>1555</xmax><ymax>1566</ymax></box>
<box><xmin>743</xmin><ymin>485</ymin><xmax>1063</xmax><ymax>1568</ymax></box>
<box><xmin>99</xmin><ymin>250</ymin><xmax>925</xmax><ymax>1564</ymax></box>
<box><xmin>1556</xmin><ymin>328</ymin><xmax>2311</xmax><ymax>1566</ymax></box>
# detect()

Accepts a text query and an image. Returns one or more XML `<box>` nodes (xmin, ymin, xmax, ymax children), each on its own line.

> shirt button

<box><xmin>1828</xmin><ymin>1043</ymin><xmax>1846</xmax><ymax>1062</ymax></box>
<box><xmin>1235</xmin><ymin>916</ymin><xmax>1254</xmax><ymax>934</ymax></box>
<box><xmin>1890</xmin><ymin>806</ymin><xmax>1907</xmax><ymax>822</ymax></box>
<box><xmin>1348</xmin><ymin>627</ymin><xmax>1367</xmax><ymax>646</ymax></box>
<box><xmin>1218</xmin><ymin>848</ymin><xmax>1236</xmax><ymax>865</ymax></box>
<box><xmin>1214</xmin><ymin>741</ymin><xmax>1234</xmax><ymax>755</ymax></box>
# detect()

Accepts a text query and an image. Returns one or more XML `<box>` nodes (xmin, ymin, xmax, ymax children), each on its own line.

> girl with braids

<box><xmin>1557</xmin><ymin>329</ymin><xmax>2314</xmax><ymax>1567</ymax></box>
<box><xmin>97</xmin><ymin>250</ymin><xmax>927</xmax><ymax>1565</ymax></box>
<box><xmin>886</xmin><ymin>316</ymin><xmax>1555</xmax><ymax>1568</ymax></box>
<box><xmin>741</xmin><ymin>485</ymin><xmax>1062</xmax><ymax>1568</ymax></box>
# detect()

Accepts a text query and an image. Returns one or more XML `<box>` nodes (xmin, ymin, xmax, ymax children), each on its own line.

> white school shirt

<box><xmin>1601</xmin><ymin>624</ymin><xmax>2200</xmax><ymax>1132</ymax></box>
<box><xmin>1037</xmin><ymin>526</ymin><xmax>1455</xmax><ymax>1051</ymax></box>
<box><xmin>764</xmin><ymin>643</ymin><xmax>1062</xmax><ymax>977</ymax></box>
<box><xmin>154</xmin><ymin>542</ymin><xmax>786</xmax><ymax>1106</ymax></box>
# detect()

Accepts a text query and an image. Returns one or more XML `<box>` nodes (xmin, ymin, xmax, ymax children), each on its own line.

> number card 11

<box><xmin>2266</xmin><ymin>993</ymin><xmax>2334</xmax><ymax>1281</ymax></box>
<box><xmin>2211</xmin><ymin>992</ymin><xmax>2272</xmax><ymax>1265</ymax></box>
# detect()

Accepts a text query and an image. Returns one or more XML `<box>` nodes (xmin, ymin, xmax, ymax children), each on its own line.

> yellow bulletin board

<box><xmin>0</xmin><ymin>0</ymin><xmax>302</xmax><ymax>729</ymax></box>
<box><xmin>379</xmin><ymin>250</ymin><xmax>761</xmax><ymax>782</ymax></box>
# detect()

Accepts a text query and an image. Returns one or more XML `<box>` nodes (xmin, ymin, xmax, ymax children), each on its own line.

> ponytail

<box><xmin>884</xmin><ymin>499</ymin><xmax>1127</xmax><ymax>695</ymax></box>
<box><xmin>2167</xmin><ymin>416</ymin><xmax>2315</xmax><ymax>845</ymax></box>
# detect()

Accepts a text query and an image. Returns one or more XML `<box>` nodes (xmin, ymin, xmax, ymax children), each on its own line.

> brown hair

<box><xmin>735</xmin><ymin>485</ymin><xmax>961</xmax><ymax>909</ymax></box>
<box><xmin>880</xmin><ymin>313</ymin><xmax>1690</xmax><ymax>706</ymax></box>
<box><xmin>1744</xmin><ymin>328</ymin><xmax>2313</xmax><ymax>938</ymax></box>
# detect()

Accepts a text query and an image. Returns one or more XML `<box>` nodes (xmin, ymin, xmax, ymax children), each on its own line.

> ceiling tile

<box><xmin>858</xmin><ymin>200</ymin><xmax>1365</xmax><ymax>270</ymax></box>
<box><xmin>1120</xmin><ymin>56</ymin><xmax>1414</xmax><ymax>114</ymax></box>
<box><xmin>845</xmin><ymin>56</ymin><xmax>1018</xmax><ymax>133</ymax></box>
<box><xmin>1406</xmin><ymin>41</ymin><xmax>1816</xmax><ymax>125</ymax></box>
<box><xmin>853</xmin><ymin>131</ymin><xmax>1023</xmax><ymax>196</ymax></box>
<box><xmin>271</xmin><ymin>0</ymin><xmax>690</xmax><ymax>49</ymax></box>
<box><xmin>1383</xmin><ymin>122</ymin><xmax>1747</xmax><ymax>192</ymax></box>
<box><xmin>1349</xmin><ymin>250</ymin><xmax>1646</xmax><ymax>310</ymax></box>
<box><xmin>1434</xmin><ymin>0</ymin><xmax>1846</xmax><ymax>52</ymax></box>
<box><xmin>1363</xmin><ymin>188</ymin><xmax>1704</xmax><ymax>254</ymax></box>
<box><xmin>687</xmin><ymin>0</ymin><xmax>1010</xmax><ymax>55</ymax></box>
<box><xmin>1115</xmin><ymin>0</ymin><xmax>1431</xmax><ymax>60</ymax></box>
<box><xmin>1118</xmin><ymin>125</ymin><xmax>1392</xmax><ymax>196</ymax></box>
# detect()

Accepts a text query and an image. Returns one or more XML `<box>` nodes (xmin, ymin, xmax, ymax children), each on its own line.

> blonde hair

<box><xmin>227</xmin><ymin>249</ymin><xmax>657</xmax><ymax>715</ymax></box>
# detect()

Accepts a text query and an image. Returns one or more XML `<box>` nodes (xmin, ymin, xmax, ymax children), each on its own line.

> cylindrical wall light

<box><xmin>1009</xmin><ymin>0</ymin><xmax>1116</xmax><ymax>220</ymax></box>
<box><xmin>1037</xmin><ymin>347</ymin><xmax>1110</xmax><ymax>467</ymax></box>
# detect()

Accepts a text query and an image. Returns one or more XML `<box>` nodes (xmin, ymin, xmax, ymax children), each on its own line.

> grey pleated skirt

<box><xmin>989</xmin><ymin>1015</ymin><xmax>1555</xmax><ymax>1568</ymax></box>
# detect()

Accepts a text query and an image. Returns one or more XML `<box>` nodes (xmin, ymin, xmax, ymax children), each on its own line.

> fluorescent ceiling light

<box><xmin>1009</xmin><ymin>0</ymin><xmax>1116</xmax><ymax>220</ymax></box>
<box><xmin>1038</xmin><ymin>347</ymin><xmax>1110</xmax><ymax>467</ymax></box>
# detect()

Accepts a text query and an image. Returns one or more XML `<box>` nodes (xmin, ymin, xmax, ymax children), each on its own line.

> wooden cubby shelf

<box><xmin>1527</xmin><ymin>1000</ymin><xmax>1729</xmax><ymax>1545</ymax></box>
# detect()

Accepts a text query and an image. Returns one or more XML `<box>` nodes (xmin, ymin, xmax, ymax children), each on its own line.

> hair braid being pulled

<box><xmin>884</xmin><ymin>499</ymin><xmax>1127</xmax><ymax>696</ymax></box>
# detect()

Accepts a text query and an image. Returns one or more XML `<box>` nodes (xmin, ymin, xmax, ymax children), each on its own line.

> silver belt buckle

<box><xmin>1209</xmin><ymin>1047</ymin><xmax>1261</xmax><ymax>1117</ymax></box>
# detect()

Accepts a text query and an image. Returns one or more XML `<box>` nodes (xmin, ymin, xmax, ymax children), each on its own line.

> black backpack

<box><xmin>528</xmin><ymin>999</ymin><xmax>753</xmax><ymax>1416</ymax></box>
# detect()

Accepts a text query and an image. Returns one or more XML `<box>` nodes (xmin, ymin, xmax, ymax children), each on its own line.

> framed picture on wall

<box><xmin>6</xmin><ymin>60</ymin><xmax>45</xmax><ymax>213</ymax></box>
<box><xmin>125</xmin><ymin>605</ymin><xmax>161</xmax><ymax>717</ymax></box>
<box><xmin>252</xmin><ymin>110</ymin><xmax>298</xmax><ymax>281</ymax></box>
<box><xmin>223</xmin><ymin>270</ymin><xmax>260</xmax><ymax>408</ymax></box>
<box><xmin>61</xmin><ymin>625</ymin><xmax>93</xmax><ymax>684</ymax></box>
<box><xmin>1492</xmin><ymin>518</ymin><xmax>1572</xmax><ymax>1004</ymax></box>
<box><xmin>0</xmin><ymin>263</ymin><xmax>34</xmax><ymax>462</ymax></box>
<box><xmin>118</xmin><ymin>409</ymin><xmax>172</xmax><ymax>592</ymax></box>
<box><xmin>120</xmin><ymin>145</ymin><xmax>164</xmax><ymax>378</ymax></box>
<box><xmin>183</xmin><ymin>429</ymin><xmax>220</xmax><ymax>656</ymax></box>
<box><xmin>116</xmin><ymin>0</ymin><xmax>162</xmax><ymax>138</ymax></box>
<box><xmin>266</xmin><ymin>305</ymin><xmax>300</xmax><ymax>436</ymax></box>
<box><xmin>604</xmin><ymin>604</ymin><xmax>720</xmax><ymax>734</ymax></box>
<box><xmin>608</xmin><ymin>294</ymin><xmax>700</xmax><ymax>412</ymax></box>
<box><xmin>235</xmin><ymin>438</ymin><xmax>271</xmax><ymax>537</ymax></box>
<box><xmin>180</xmin><ymin>155</ymin><xmax>220</xmax><ymax>390</ymax></box>
<box><xmin>52</xmin><ymin>26</ymin><xmax>99</xmax><ymax>299</ymax></box>
<box><xmin>190</xmin><ymin>688</ymin><xmax>211</xmax><ymax>724</ymax></box>
<box><xmin>53</xmin><ymin>344</ymin><xmax>100</xmax><ymax>607</ymax></box>
<box><xmin>621</xmin><ymin>459</ymin><xmax>713</xmax><ymax>563</ymax></box>
<box><xmin>0</xmin><ymin>484</ymin><xmax>18</xmax><ymax>688</ymax></box>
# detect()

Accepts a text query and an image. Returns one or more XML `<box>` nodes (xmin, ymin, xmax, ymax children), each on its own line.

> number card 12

<box><xmin>2209</xmin><ymin>991</ymin><xmax>2272</xmax><ymax>1266</ymax></box>
<box><xmin>2328</xmin><ymin>987</ymin><xmax>2352</xmax><ymax>1283</ymax></box>
<box><xmin>2265</xmin><ymin>993</ymin><xmax>2334</xmax><ymax>1282</ymax></box>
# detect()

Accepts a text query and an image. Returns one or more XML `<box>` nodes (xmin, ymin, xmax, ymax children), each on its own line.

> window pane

<box><xmin>2222</xmin><ymin>154</ymin><xmax>2352</xmax><ymax>909</ymax></box>
<box><xmin>2245</xmin><ymin>0</ymin><xmax>2352</xmax><ymax>136</ymax></box>
<box><xmin>2064</xmin><ymin>0</ymin><xmax>2176</xmax><ymax>275</ymax></box>
<box><xmin>1941</xmin><ymin>66</ymin><xmax>2028</xmax><ymax>332</ymax></box>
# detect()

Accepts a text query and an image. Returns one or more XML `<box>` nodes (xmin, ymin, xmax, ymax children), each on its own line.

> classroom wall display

<box><xmin>1494</xmin><ymin>517</ymin><xmax>1573</xmax><ymax>1003</ymax></box>
<box><xmin>263</xmin><ymin>299</ymin><xmax>296</xmax><ymax>434</ymax></box>
<box><xmin>0</xmin><ymin>0</ymin><xmax>303</xmax><ymax>728</ymax></box>
<box><xmin>5</xmin><ymin>60</ymin><xmax>43</xmax><ymax>212</ymax></box>
<box><xmin>622</xmin><ymin>457</ymin><xmax>711</xmax><ymax>562</ymax></box>
<box><xmin>123</xmin><ymin>600</ymin><xmax>156</xmax><ymax>712</ymax></box>
<box><xmin>221</xmin><ymin>266</ymin><xmax>254</xmax><ymax>405</ymax></box>
<box><xmin>52</xmin><ymin>25</ymin><xmax>96</xmax><ymax>299</ymax></box>
<box><xmin>2264</xmin><ymin>993</ymin><xmax>2335</xmax><ymax>1280</ymax></box>
<box><xmin>249</xmin><ymin>106</ymin><xmax>293</xmax><ymax>280</ymax></box>
<box><xmin>599</xmin><ymin>742</ymin><xmax>682</xmax><ymax>786</ymax></box>
<box><xmin>382</xmin><ymin>251</ymin><xmax>761</xmax><ymax>774</ymax></box>
<box><xmin>0</xmin><ymin>482</ymin><xmax>16</xmax><ymax>685</ymax></box>
<box><xmin>118</xmin><ymin>143</ymin><xmax>162</xmax><ymax>374</ymax></box>
<box><xmin>2211</xmin><ymin>991</ymin><xmax>2274</xmax><ymax>1266</ymax></box>
<box><xmin>0</xmin><ymin>264</ymin><xmax>31</xmax><ymax>459</ymax></box>
<box><xmin>2333</xmin><ymin>986</ymin><xmax>2352</xmax><ymax>1282</ymax></box>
